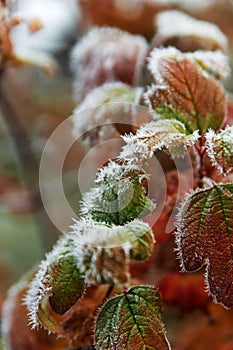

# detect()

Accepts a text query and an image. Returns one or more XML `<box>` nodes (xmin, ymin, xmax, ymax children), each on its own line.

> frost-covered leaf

<box><xmin>145</xmin><ymin>48</ymin><xmax>227</xmax><ymax>133</ymax></box>
<box><xmin>187</xmin><ymin>50</ymin><xmax>230</xmax><ymax>81</ymax></box>
<box><xmin>175</xmin><ymin>184</ymin><xmax>233</xmax><ymax>308</ymax></box>
<box><xmin>205</xmin><ymin>126</ymin><xmax>233</xmax><ymax>175</ymax></box>
<box><xmin>119</xmin><ymin>119</ymin><xmax>199</xmax><ymax>162</ymax></box>
<box><xmin>25</xmin><ymin>237</ymin><xmax>86</xmax><ymax>330</ymax></box>
<box><xmin>72</xmin><ymin>82</ymin><xmax>142</xmax><ymax>147</ymax></box>
<box><xmin>70</xmin><ymin>219</ymin><xmax>155</xmax><ymax>284</ymax></box>
<box><xmin>153</xmin><ymin>10</ymin><xmax>228</xmax><ymax>52</ymax></box>
<box><xmin>70</xmin><ymin>27</ymin><xmax>148</xmax><ymax>100</ymax></box>
<box><xmin>95</xmin><ymin>285</ymin><xmax>171</xmax><ymax>350</ymax></box>
<box><xmin>81</xmin><ymin>161</ymin><xmax>155</xmax><ymax>225</ymax></box>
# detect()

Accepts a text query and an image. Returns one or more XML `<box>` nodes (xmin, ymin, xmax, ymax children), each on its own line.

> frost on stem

<box><xmin>72</xmin><ymin>82</ymin><xmax>143</xmax><ymax>148</ymax></box>
<box><xmin>119</xmin><ymin>119</ymin><xmax>199</xmax><ymax>163</ymax></box>
<box><xmin>153</xmin><ymin>10</ymin><xmax>228</xmax><ymax>52</ymax></box>
<box><xmin>70</xmin><ymin>26</ymin><xmax>148</xmax><ymax>101</ymax></box>
<box><xmin>69</xmin><ymin>218</ymin><xmax>154</xmax><ymax>284</ymax></box>
<box><xmin>205</xmin><ymin>125</ymin><xmax>233</xmax><ymax>175</ymax></box>
<box><xmin>80</xmin><ymin>160</ymin><xmax>155</xmax><ymax>225</ymax></box>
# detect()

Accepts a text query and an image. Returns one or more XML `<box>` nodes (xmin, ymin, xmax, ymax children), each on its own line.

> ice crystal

<box><xmin>69</xmin><ymin>218</ymin><xmax>154</xmax><ymax>284</ymax></box>
<box><xmin>155</xmin><ymin>10</ymin><xmax>227</xmax><ymax>51</ymax></box>
<box><xmin>205</xmin><ymin>126</ymin><xmax>233</xmax><ymax>174</ymax></box>
<box><xmin>148</xmin><ymin>47</ymin><xmax>229</xmax><ymax>85</ymax></box>
<box><xmin>24</xmin><ymin>237</ymin><xmax>75</xmax><ymax>329</ymax></box>
<box><xmin>80</xmin><ymin>160</ymin><xmax>154</xmax><ymax>225</ymax></box>
<box><xmin>70</xmin><ymin>218</ymin><xmax>152</xmax><ymax>249</ymax></box>
<box><xmin>119</xmin><ymin>120</ymin><xmax>200</xmax><ymax>163</ymax></box>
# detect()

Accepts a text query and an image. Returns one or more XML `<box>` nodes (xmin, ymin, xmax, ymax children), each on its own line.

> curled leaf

<box><xmin>81</xmin><ymin>161</ymin><xmax>155</xmax><ymax>225</ymax></box>
<box><xmin>145</xmin><ymin>47</ymin><xmax>227</xmax><ymax>133</ymax></box>
<box><xmin>175</xmin><ymin>183</ymin><xmax>233</xmax><ymax>308</ymax></box>
<box><xmin>70</xmin><ymin>219</ymin><xmax>155</xmax><ymax>284</ymax></box>
<box><xmin>25</xmin><ymin>237</ymin><xmax>86</xmax><ymax>330</ymax></box>
<box><xmin>95</xmin><ymin>285</ymin><xmax>171</xmax><ymax>350</ymax></box>
<box><xmin>205</xmin><ymin>126</ymin><xmax>233</xmax><ymax>175</ymax></box>
<box><xmin>119</xmin><ymin>119</ymin><xmax>199</xmax><ymax>162</ymax></box>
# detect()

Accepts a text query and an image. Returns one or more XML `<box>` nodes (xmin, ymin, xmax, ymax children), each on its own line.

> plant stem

<box><xmin>0</xmin><ymin>70</ymin><xmax>58</xmax><ymax>251</ymax></box>
<box><xmin>195</xmin><ymin>136</ymin><xmax>207</xmax><ymax>187</ymax></box>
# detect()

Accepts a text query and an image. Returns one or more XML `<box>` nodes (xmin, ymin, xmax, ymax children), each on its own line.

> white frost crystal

<box><xmin>24</xmin><ymin>237</ymin><xmax>74</xmax><ymax>329</ymax></box>
<box><xmin>119</xmin><ymin>120</ymin><xmax>200</xmax><ymax>163</ymax></box>
<box><xmin>205</xmin><ymin>126</ymin><xmax>233</xmax><ymax>174</ymax></box>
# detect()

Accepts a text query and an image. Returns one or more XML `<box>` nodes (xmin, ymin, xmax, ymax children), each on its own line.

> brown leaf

<box><xmin>146</xmin><ymin>51</ymin><xmax>227</xmax><ymax>133</ymax></box>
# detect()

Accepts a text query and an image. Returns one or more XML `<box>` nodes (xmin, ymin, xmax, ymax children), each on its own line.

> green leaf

<box><xmin>25</xmin><ymin>237</ymin><xmax>86</xmax><ymax>330</ymax></box>
<box><xmin>48</xmin><ymin>254</ymin><xmax>85</xmax><ymax>315</ymax></box>
<box><xmin>81</xmin><ymin>161</ymin><xmax>155</xmax><ymax>225</ymax></box>
<box><xmin>146</xmin><ymin>50</ymin><xmax>227</xmax><ymax>133</ymax></box>
<box><xmin>95</xmin><ymin>285</ymin><xmax>171</xmax><ymax>350</ymax></box>
<box><xmin>127</xmin><ymin>220</ymin><xmax>155</xmax><ymax>260</ymax></box>
<box><xmin>176</xmin><ymin>183</ymin><xmax>233</xmax><ymax>308</ymax></box>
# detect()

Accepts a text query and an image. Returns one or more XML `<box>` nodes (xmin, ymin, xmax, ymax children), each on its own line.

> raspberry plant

<box><xmin>1</xmin><ymin>1</ymin><xmax>233</xmax><ymax>349</ymax></box>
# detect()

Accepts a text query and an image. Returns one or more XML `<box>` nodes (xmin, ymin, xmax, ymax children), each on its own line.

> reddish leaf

<box><xmin>146</xmin><ymin>48</ymin><xmax>227</xmax><ymax>133</ymax></box>
<box><xmin>71</xmin><ymin>27</ymin><xmax>148</xmax><ymax>100</ymax></box>
<box><xmin>176</xmin><ymin>184</ymin><xmax>233</xmax><ymax>308</ymax></box>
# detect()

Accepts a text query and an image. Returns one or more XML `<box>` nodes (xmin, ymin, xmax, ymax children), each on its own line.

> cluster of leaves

<box><xmin>1</xmin><ymin>2</ymin><xmax>233</xmax><ymax>350</ymax></box>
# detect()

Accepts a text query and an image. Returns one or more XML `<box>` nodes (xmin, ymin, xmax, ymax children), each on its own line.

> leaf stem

<box><xmin>195</xmin><ymin>136</ymin><xmax>207</xmax><ymax>187</ymax></box>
